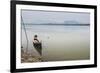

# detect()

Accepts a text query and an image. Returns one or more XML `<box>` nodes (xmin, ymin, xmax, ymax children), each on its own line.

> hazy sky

<box><xmin>21</xmin><ymin>10</ymin><xmax>90</xmax><ymax>24</ymax></box>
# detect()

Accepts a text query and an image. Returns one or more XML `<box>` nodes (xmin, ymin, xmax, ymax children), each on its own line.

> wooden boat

<box><xmin>33</xmin><ymin>42</ymin><xmax>42</xmax><ymax>55</ymax></box>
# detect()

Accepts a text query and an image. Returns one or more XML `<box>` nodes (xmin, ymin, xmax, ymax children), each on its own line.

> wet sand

<box><xmin>21</xmin><ymin>49</ymin><xmax>42</xmax><ymax>63</ymax></box>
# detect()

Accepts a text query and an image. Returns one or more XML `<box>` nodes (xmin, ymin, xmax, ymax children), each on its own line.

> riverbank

<box><xmin>21</xmin><ymin>49</ymin><xmax>42</xmax><ymax>63</ymax></box>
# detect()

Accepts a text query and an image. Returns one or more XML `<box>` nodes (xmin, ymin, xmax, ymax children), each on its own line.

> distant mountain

<box><xmin>24</xmin><ymin>20</ymin><xmax>89</xmax><ymax>25</ymax></box>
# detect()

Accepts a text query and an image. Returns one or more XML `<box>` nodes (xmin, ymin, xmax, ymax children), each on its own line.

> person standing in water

<box><xmin>33</xmin><ymin>35</ymin><xmax>42</xmax><ymax>55</ymax></box>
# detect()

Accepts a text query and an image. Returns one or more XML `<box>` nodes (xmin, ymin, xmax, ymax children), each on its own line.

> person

<box><xmin>33</xmin><ymin>35</ymin><xmax>40</xmax><ymax>43</ymax></box>
<box><xmin>33</xmin><ymin>35</ymin><xmax>42</xmax><ymax>55</ymax></box>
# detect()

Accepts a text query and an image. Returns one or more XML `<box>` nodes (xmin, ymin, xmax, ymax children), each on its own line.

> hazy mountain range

<box><xmin>23</xmin><ymin>20</ymin><xmax>89</xmax><ymax>26</ymax></box>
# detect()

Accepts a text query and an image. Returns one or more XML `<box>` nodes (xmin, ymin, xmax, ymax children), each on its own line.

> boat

<box><xmin>33</xmin><ymin>42</ymin><xmax>42</xmax><ymax>55</ymax></box>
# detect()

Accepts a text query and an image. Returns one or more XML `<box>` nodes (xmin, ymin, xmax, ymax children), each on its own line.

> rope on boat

<box><xmin>21</xmin><ymin>11</ymin><xmax>29</xmax><ymax>53</ymax></box>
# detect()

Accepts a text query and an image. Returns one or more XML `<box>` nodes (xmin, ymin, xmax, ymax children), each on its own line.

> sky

<box><xmin>21</xmin><ymin>10</ymin><xmax>90</xmax><ymax>24</ymax></box>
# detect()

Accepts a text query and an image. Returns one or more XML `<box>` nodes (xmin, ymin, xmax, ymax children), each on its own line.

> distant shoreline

<box><xmin>24</xmin><ymin>24</ymin><xmax>90</xmax><ymax>26</ymax></box>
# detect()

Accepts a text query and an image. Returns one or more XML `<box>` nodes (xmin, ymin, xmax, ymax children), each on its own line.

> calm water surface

<box><xmin>21</xmin><ymin>25</ymin><xmax>90</xmax><ymax>61</ymax></box>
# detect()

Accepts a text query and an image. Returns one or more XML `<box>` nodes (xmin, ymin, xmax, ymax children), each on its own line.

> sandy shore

<box><xmin>21</xmin><ymin>49</ymin><xmax>42</xmax><ymax>63</ymax></box>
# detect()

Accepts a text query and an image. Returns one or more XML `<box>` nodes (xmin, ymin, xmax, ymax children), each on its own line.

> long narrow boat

<box><xmin>33</xmin><ymin>42</ymin><xmax>42</xmax><ymax>55</ymax></box>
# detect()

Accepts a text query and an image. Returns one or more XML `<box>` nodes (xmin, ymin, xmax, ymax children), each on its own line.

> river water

<box><xmin>21</xmin><ymin>24</ymin><xmax>90</xmax><ymax>62</ymax></box>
